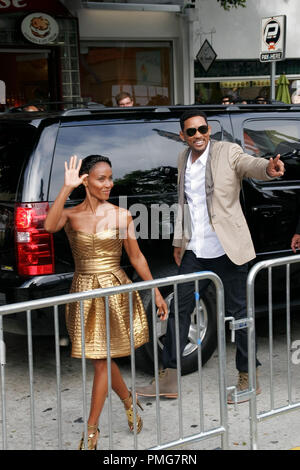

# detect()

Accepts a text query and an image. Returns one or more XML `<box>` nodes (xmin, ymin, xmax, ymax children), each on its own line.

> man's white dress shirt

<box><xmin>185</xmin><ymin>143</ymin><xmax>225</xmax><ymax>258</ymax></box>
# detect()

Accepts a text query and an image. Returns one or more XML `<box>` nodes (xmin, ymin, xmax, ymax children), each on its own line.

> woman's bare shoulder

<box><xmin>63</xmin><ymin>203</ymin><xmax>87</xmax><ymax>226</ymax></box>
<box><xmin>107</xmin><ymin>204</ymin><xmax>130</xmax><ymax>219</ymax></box>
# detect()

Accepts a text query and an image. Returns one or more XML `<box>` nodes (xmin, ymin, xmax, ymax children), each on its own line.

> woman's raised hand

<box><xmin>64</xmin><ymin>155</ymin><xmax>88</xmax><ymax>189</ymax></box>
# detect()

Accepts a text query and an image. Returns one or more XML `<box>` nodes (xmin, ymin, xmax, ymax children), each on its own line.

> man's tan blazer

<box><xmin>173</xmin><ymin>140</ymin><xmax>273</xmax><ymax>266</ymax></box>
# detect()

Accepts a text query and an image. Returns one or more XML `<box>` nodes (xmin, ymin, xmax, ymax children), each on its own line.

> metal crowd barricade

<box><xmin>247</xmin><ymin>254</ymin><xmax>300</xmax><ymax>450</ymax></box>
<box><xmin>0</xmin><ymin>271</ymin><xmax>228</xmax><ymax>450</ymax></box>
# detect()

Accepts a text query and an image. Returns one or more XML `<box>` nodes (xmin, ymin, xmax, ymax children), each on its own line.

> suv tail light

<box><xmin>15</xmin><ymin>202</ymin><xmax>54</xmax><ymax>276</ymax></box>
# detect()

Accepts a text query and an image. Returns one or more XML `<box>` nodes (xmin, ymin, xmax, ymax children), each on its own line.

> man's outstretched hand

<box><xmin>291</xmin><ymin>233</ymin><xmax>300</xmax><ymax>253</ymax></box>
<box><xmin>266</xmin><ymin>154</ymin><xmax>285</xmax><ymax>178</ymax></box>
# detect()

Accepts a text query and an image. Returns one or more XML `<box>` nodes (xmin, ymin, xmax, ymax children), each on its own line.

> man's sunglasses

<box><xmin>185</xmin><ymin>125</ymin><xmax>209</xmax><ymax>137</ymax></box>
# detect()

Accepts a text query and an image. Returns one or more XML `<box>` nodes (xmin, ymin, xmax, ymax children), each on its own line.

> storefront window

<box><xmin>0</xmin><ymin>15</ymin><xmax>80</xmax><ymax>110</ymax></box>
<box><xmin>194</xmin><ymin>59</ymin><xmax>300</xmax><ymax>105</ymax></box>
<box><xmin>80</xmin><ymin>42</ymin><xmax>173</xmax><ymax>106</ymax></box>
<box><xmin>195</xmin><ymin>79</ymin><xmax>274</xmax><ymax>105</ymax></box>
<box><xmin>0</xmin><ymin>51</ymin><xmax>50</xmax><ymax>108</ymax></box>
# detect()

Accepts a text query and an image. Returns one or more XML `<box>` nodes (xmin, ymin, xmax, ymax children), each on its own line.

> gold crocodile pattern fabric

<box><xmin>65</xmin><ymin>224</ymin><xmax>149</xmax><ymax>359</ymax></box>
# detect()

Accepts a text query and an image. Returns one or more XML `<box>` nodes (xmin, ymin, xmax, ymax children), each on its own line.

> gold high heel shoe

<box><xmin>78</xmin><ymin>424</ymin><xmax>100</xmax><ymax>450</ymax></box>
<box><xmin>122</xmin><ymin>392</ymin><xmax>143</xmax><ymax>434</ymax></box>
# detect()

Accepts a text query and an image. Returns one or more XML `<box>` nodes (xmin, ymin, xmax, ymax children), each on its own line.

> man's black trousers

<box><xmin>162</xmin><ymin>250</ymin><xmax>261</xmax><ymax>372</ymax></box>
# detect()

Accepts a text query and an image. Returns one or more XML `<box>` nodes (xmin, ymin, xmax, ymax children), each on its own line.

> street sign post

<box><xmin>260</xmin><ymin>15</ymin><xmax>286</xmax><ymax>100</ymax></box>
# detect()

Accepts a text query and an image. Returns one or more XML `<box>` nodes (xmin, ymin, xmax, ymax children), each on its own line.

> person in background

<box><xmin>255</xmin><ymin>96</ymin><xmax>267</xmax><ymax>104</ymax></box>
<box><xmin>24</xmin><ymin>105</ymin><xmax>40</xmax><ymax>112</ymax></box>
<box><xmin>9</xmin><ymin>104</ymin><xmax>43</xmax><ymax>113</ymax></box>
<box><xmin>221</xmin><ymin>95</ymin><xmax>234</xmax><ymax>105</ymax></box>
<box><xmin>116</xmin><ymin>91</ymin><xmax>134</xmax><ymax>107</ymax></box>
<box><xmin>291</xmin><ymin>92</ymin><xmax>300</xmax><ymax>104</ymax></box>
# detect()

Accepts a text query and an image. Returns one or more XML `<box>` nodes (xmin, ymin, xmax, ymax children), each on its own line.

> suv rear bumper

<box><xmin>4</xmin><ymin>272</ymin><xmax>73</xmax><ymax>302</ymax></box>
<box><xmin>2</xmin><ymin>273</ymin><xmax>73</xmax><ymax>336</ymax></box>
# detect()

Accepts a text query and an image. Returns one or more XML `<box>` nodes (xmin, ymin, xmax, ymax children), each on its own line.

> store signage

<box><xmin>21</xmin><ymin>12</ymin><xmax>59</xmax><ymax>44</ymax></box>
<box><xmin>196</xmin><ymin>40</ymin><xmax>217</xmax><ymax>73</ymax></box>
<box><xmin>0</xmin><ymin>0</ymin><xmax>69</xmax><ymax>14</ymax></box>
<box><xmin>221</xmin><ymin>81</ymin><xmax>251</xmax><ymax>89</ymax></box>
<box><xmin>0</xmin><ymin>0</ymin><xmax>27</xmax><ymax>8</ymax></box>
<box><xmin>221</xmin><ymin>79</ymin><xmax>280</xmax><ymax>89</ymax></box>
<box><xmin>260</xmin><ymin>15</ymin><xmax>286</xmax><ymax>62</ymax></box>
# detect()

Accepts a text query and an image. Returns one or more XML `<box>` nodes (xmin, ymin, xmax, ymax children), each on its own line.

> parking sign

<box><xmin>260</xmin><ymin>15</ymin><xmax>286</xmax><ymax>62</ymax></box>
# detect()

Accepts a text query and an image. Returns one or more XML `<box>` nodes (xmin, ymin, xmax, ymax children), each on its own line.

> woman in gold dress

<box><xmin>44</xmin><ymin>154</ymin><xmax>168</xmax><ymax>450</ymax></box>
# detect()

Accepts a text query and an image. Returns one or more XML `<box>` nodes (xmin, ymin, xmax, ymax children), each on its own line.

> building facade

<box><xmin>62</xmin><ymin>0</ymin><xmax>300</xmax><ymax>106</ymax></box>
<box><xmin>193</xmin><ymin>0</ymin><xmax>300</xmax><ymax>104</ymax></box>
<box><xmin>0</xmin><ymin>0</ymin><xmax>81</xmax><ymax>109</ymax></box>
<box><xmin>62</xmin><ymin>0</ymin><xmax>194</xmax><ymax>106</ymax></box>
<box><xmin>1</xmin><ymin>0</ymin><xmax>300</xmax><ymax>108</ymax></box>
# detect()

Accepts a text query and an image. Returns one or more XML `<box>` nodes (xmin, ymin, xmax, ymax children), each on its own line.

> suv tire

<box><xmin>135</xmin><ymin>266</ymin><xmax>217</xmax><ymax>375</ymax></box>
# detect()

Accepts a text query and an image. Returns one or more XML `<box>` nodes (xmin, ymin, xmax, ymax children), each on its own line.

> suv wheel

<box><xmin>135</xmin><ymin>267</ymin><xmax>217</xmax><ymax>375</ymax></box>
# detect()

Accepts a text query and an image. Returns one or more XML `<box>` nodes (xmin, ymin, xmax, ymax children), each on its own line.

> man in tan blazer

<box><xmin>136</xmin><ymin>109</ymin><xmax>285</xmax><ymax>403</ymax></box>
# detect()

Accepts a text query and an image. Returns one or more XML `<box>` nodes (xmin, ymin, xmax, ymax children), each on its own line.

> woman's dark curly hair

<box><xmin>79</xmin><ymin>154</ymin><xmax>112</xmax><ymax>176</ymax></box>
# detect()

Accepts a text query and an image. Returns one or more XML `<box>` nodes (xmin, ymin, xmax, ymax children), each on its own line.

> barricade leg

<box><xmin>26</xmin><ymin>309</ymin><xmax>36</xmax><ymax>449</ymax></box>
<box><xmin>79</xmin><ymin>300</ymin><xmax>88</xmax><ymax>450</ymax></box>
<box><xmin>247</xmin><ymin>265</ymin><xmax>259</xmax><ymax>450</ymax></box>
<box><xmin>105</xmin><ymin>295</ymin><xmax>114</xmax><ymax>450</ymax></box>
<box><xmin>215</xmin><ymin>276</ymin><xmax>228</xmax><ymax>450</ymax></box>
<box><xmin>195</xmin><ymin>280</ymin><xmax>204</xmax><ymax>434</ymax></box>
<box><xmin>129</xmin><ymin>291</ymin><xmax>139</xmax><ymax>449</ymax></box>
<box><xmin>53</xmin><ymin>305</ymin><xmax>62</xmax><ymax>449</ymax></box>
<box><xmin>0</xmin><ymin>315</ymin><xmax>7</xmax><ymax>450</ymax></box>
<box><xmin>151</xmin><ymin>287</ymin><xmax>162</xmax><ymax>446</ymax></box>
<box><xmin>285</xmin><ymin>264</ymin><xmax>292</xmax><ymax>405</ymax></box>
<box><xmin>174</xmin><ymin>283</ymin><xmax>183</xmax><ymax>441</ymax></box>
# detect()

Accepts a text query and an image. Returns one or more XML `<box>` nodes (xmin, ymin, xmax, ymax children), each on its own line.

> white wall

<box><xmin>77</xmin><ymin>10</ymin><xmax>180</xmax><ymax>39</ymax></box>
<box><xmin>195</xmin><ymin>0</ymin><xmax>298</xmax><ymax>60</ymax></box>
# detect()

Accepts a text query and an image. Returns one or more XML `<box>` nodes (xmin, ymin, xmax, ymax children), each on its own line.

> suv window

<box><xmin>243</xmin><ymin>119</ymin><xmax>300</xmax><ymax>183</ymax></box>
<box><xmin>0</xmin><ymin>123</ymin><xmax>36</xmax><ymax>201</ymax></box>
<box><xmin>49</xmin><ymin>119</ymin><xmax>223</xmax><ymax>201</ymax></box>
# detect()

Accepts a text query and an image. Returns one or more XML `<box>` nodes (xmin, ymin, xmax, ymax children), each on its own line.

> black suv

<box><xmin>1</xmin><ymin>104</ymin><xmax>300</xmax><ymax>374</ymax></box>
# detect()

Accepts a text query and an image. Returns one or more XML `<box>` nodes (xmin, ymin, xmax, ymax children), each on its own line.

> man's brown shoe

<box><xmin>136</xmin><ymin>368</ymin><xmax>178</xmax><ymax>399</ymax></box>
<box><xmin>227</xmin><ymin>370</ymin><xmax>261</xmax><ymax>404</ymax></box>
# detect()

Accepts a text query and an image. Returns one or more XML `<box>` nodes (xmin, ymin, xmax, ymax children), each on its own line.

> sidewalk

<box><xmin>1</xmin><ymin>315</ymin><xmax>300</xmax><ymax>450</ymax></box>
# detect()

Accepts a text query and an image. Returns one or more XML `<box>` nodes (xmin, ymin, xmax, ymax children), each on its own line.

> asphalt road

<box><xmin>1</xmin><ymin>313</ymin><xmax>300</xmax><ymax>451</ymax></box>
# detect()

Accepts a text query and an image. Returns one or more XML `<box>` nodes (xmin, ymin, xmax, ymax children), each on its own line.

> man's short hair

<box><xmin>180</xmin><ymin>109</ymin><xmax>208</xmax><ymax>130</ymax></box>
<box><xmin>115</xmin><ymin>91</ymin><xmax>132</xmax><ymax>104</ymax></box>
<box><xmin>255</xmin><ymin>96</ymin><xmax>267</xmax><ymax>104</ymax></box>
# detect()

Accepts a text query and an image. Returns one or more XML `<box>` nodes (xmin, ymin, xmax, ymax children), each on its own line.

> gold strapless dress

<box><xmin>65</xmin><ymin>224</ymin><xmax>149</xmax><ymax>359</ymax></box>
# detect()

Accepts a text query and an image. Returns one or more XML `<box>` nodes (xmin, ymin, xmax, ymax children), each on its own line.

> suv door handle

<box><xmin>252</xmin><ymin>205</ymin><xmax>283</xmax><ymax>217</ymax></box>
